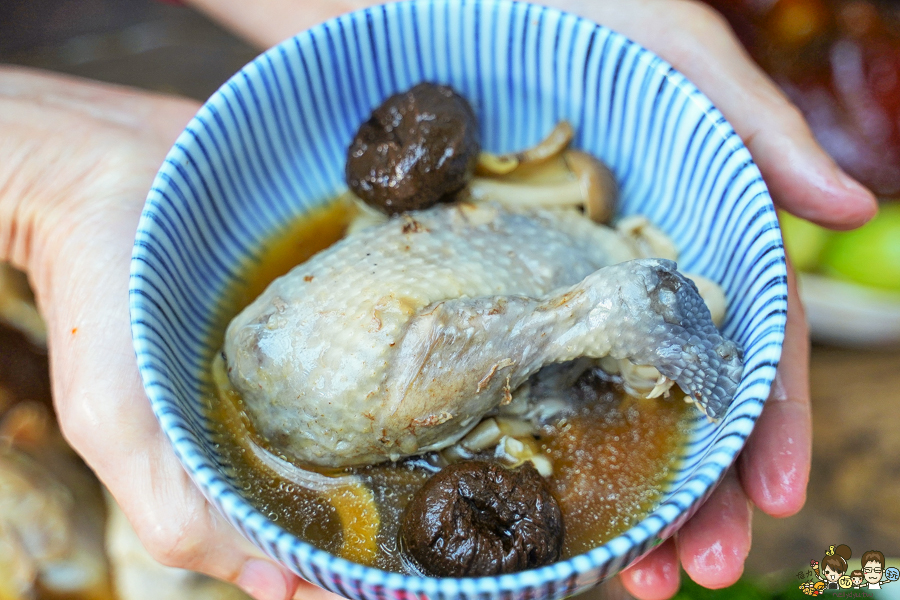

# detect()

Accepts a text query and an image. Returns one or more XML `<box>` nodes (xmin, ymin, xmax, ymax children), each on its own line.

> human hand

<box><xmin>0</xmin><ymin>66</ymin><xmax>330</xmax><ymax>600</ymax></box>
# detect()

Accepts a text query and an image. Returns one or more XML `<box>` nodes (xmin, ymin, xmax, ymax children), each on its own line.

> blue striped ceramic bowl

<box><xmin>130</xmin><ymin>1</ymin><xmax>787</xmax><ymax>598</ymax></box>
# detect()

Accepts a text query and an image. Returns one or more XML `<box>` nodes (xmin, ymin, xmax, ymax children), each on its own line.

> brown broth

<box><xmin>541</xmin><ymin>392</ymin><xmax>689</xmax><ymax>556</ymax></box>
<box><xmin>202</xmin><ymin>199</ymin><xmax>692</xmax><ymax>573</ymax></box>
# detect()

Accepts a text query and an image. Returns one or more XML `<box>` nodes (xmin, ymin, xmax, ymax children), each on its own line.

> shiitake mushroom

<box><xmin>398</xmin><ymin>460</ymin><xmax>564</xmax><ymax>577</ymax></box>
<box><xmin>346</xmin><ymin>82</ymin><xmax>480</xmax><ymax>214</ymax></box>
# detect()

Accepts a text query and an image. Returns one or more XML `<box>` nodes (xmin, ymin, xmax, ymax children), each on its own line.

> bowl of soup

<box><xmin>129</xmin><ymin>1</ymin><xmax>787</xmax><ymax>598</ymax></box>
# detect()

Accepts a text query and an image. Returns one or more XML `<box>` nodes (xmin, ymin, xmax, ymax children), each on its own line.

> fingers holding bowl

<box><xmin>42</xmin><ymin>230</ymin><xmax>300</xmax><ymax>600</ymax></box>
<box><xmin>625</xmin><ymin>265</ymin><xmax>807</xmax><ymax>598</ymax></box>
<box><xmin>192</xmin><ymin>0</ymin><xmax>877</xmax><ymax>230</ymax></box>
<box><xmin>129</xmin><ymin>3</ymin><xmax>790</xmax><ymax>597</ymax></box>
<box><xmin>651</xmin><ymin>0</ymin><xmax>878</xmax><ymax>230</ymax></box>
<box><xmin>550</xmin><ymin>0</ymin><xmax>877</xmax><ymax>230</ymax></box>
<box><xmin>119</xmin><ymin>436</ymin><xmax>298</xmax><ymax>600</ymax></box>
<box><xmin>0</xmin><ymin>66</ymin><xmax>299</xmax><ymax>600</ymax></box>
<box><xmin>1</xmin><ymin>6</ymin><xmax>799</xmax><ymax>600</ymax></box>
<box><xmin>619</xmin><ymin>538</ymin><xmax>681</xmax><ymax>600</ymax></box>
<box><xmin>738</xmin><ymin>262</ymin><xmax>812</xmax><ymax>518</ymax></box>
<box><xmin>624</xmin><ymin>262</ymin><xmax>807</xmax><ymax>598</ymax></box>
<box><xmin>676</xmin><ymin>469</ymin><xmax>753</xmax><ymax>590</ymax></box>
<box><xmin>620</xmin><ymin>470</ymin><xmax>753</xmax><ymax>599</ymax></box>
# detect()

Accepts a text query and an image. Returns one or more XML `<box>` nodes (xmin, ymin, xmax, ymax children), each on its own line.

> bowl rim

<box><xmin>130</xmin><ymin>0</ymin><xmax>787</xmax><ymax>594</ymax></box>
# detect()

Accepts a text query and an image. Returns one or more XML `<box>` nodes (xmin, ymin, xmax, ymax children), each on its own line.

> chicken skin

<box><xmin>223</xmin><ymin>204</ymin><xmax>742</xmax><ymax>468</ymax></box>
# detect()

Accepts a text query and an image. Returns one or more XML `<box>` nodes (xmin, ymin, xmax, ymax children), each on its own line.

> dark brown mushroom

<box><xmin>398</xmin><ymin>461</ymin><xmax>564</xmax><ymax>577</ymax></box>
<box><xmin>346</xmin><ymin>83</ymin><xmax>480</xmax><ymax>214</ymax></box>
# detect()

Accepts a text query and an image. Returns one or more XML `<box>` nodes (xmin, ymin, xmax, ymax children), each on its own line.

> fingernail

<box><xmin>836</xmin><ymin>169</ymin><xmax>879</xmax><ymax>212</ymax></box>
<box><xmin>834</xmin><ymin>168</ymin><xmax>878</xmax><ymax>226</ymax></box>
<box><xmin>768</xmin><ymin>369</ymin><xmax>788</xmax><ymax>402</ymax></box>
<box><xmin>835</xmin><ymin>168</ymin><xmax>871</xmax><ymax>196</ymax></box>
<box><xmin>237</xmin><ymin>559</ymin><xmax>290</xmax><ymax>600</ymax></box>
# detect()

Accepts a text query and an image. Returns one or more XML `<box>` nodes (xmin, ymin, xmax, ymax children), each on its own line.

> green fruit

<box><xmin>821</xmin><ymin>203</ymin><xmax>900</xmax><ymax>292</ymax></box>
<box><xmin>778</xmin><ymin>210</ymin><xmax>831</xmax><ymax>272</ymax></box>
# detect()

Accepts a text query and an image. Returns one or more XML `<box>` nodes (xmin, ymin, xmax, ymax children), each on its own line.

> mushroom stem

<box><xmin>466</xmin><ymin>176</ymin><xmax>584</xmax><ymax>208</ymax></box>
<box><xmin>466</xmin><ymin>125</ymin><xmax>618</xmax><ymax>224</ymax></box>
<box><xmin>514</xmin><ymin>121</ymin><xmax>574</xmax><ymax>165</ymax></box>
<box><xmin>475</xmin><ymin>121</ymin><xmax>574</xmax><ymax>176</ymax></box>
<box><xmin>476</xmin><ymin>152</ymin><xmax>519</xmax><ymax>176</ymax></box>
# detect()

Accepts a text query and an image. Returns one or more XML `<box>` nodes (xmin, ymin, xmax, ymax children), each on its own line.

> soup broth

<box><xmin>202</xmin><ymin>199</ymin><xmax>692</xmax><ymax>573</ymax></box>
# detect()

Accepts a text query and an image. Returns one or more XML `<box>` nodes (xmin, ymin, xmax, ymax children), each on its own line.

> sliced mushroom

<box><xmin>469</xmin><ymin>121</ymin><xmax>617</xmax><ymax>222</ymax></box>
<box><xmin>616</xmin><ymin>215</ymin><xmax>679</xmax><ymax>261</ymax></box>
<box><xmin>516</xmin><ymin>121</ymin><xmax>574</xmax><ymax>165</ymax></box>
<box><xmin>475</xmin><ymin>152</ymin><xmax>519</xmax><ymax>176</ymax></box>
<box><xmin>440</xmin><ymin>417</ymin><xmax>504</xmax><ymax>462</ymax></box>
<box><xmin>342</xmin><ymin>115</ymin><xmax>618</xmax><ymax>228</ymax></box>
<box><xmin>564</xmin><ymin>150</ymin><xmax>618</xmax><ymax>224</ymax></box>
<box><xmin>440</xmin><ymin>416</ymin><xmax>552</xmax><ymax>476</ymax></box>
<box><xmin>476</xmin><ymin>121</ymin><xmax>574</xmax><ymax>177</ymax></box>
<box><xmin>495</xmin><ymin>416</ymin><xmax>538</xmax><ymax>438</ymax></box>
<box><xmin>465</xmin><ymin>176</ymin><xmax>584</xmax><ymax>208</ymax></box>
<box><xmin>465</xmin><ymin>155</ymin><xmax>617</xmax><ymax>224</ymax></box>
<box><xmin>496</xmin><ymin>435</ymin><xmax>553</xmax><ymax>477</ymax></box>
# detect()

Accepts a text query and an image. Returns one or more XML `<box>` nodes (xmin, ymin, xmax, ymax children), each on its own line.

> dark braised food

<box><xmin>398</xmin><ymin>461</ymin><xmax>564</xmax><ymax>577</ymax></box>
<box><xmin>346</xmin><ymin>82</ymin><xmax>480</xmax><ymax>214</ymax></box>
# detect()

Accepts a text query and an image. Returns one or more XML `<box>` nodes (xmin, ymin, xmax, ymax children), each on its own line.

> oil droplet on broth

<box><xmin>202</xmin><ymin>197</ymin><xmax>693</xmax><ymax>571</ymax></box>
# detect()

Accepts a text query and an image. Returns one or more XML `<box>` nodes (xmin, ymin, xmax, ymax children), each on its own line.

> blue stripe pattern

<box><xmin>130</xmin><ymin>1</ymin><xmax>787</xmax><ymax>599</ymax></box>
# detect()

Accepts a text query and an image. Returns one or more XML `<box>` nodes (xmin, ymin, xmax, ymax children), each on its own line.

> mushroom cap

<box><xmin>399</xmin><ymin>461</ymin><xmax>564</xmax><ymax>577</ymax></box>
<box><xmin>346</xmin><ymin>83</ymin><xmax>480</xmax><ymax>214</ymax></box>
<box><xmin>564</xmin><ymin>150</ymin><xmax>618</xmax><ymax>224</ymax></box>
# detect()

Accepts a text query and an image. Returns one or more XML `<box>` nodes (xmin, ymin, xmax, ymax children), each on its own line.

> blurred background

<box><xmin>1</xmin><ymin>0</ymin><xmax>899</xmax><ymax>598</ymax></box>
